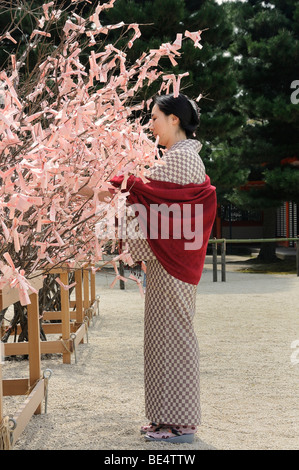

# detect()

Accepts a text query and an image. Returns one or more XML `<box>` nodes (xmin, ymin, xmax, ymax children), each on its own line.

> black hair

<box><xmin>153</xmin><ymin>93</ymin><xmax>200</xmax><ymax>138</ymax></box>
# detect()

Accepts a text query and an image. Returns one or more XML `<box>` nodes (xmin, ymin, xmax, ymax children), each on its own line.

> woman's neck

<box><xmin>165</xmin><ymin>132</ymin><xmax>187</xmax><ymax>150</ymax></box>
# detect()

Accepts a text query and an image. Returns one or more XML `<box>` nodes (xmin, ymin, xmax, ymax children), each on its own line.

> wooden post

<box><xmin>0</xmin><ymin>363</ymin><xmax>3</xmax><ymax>424</ymax></box>
<box><xmin>60</xmin><ymin>271</ymin><xmax>71</xmax><ymax>364</ymax></box>
<box><xmin>119</xmin><ymin>260</ymin><xmax>125</xmax><ymax>290</ymax></box>
<box><xmin>75</xmin><ymin>269</ymin><xmax>85</xmax><ymax>345</ymax></box>
<box><xmin>0</xmin><ymin>362</ymin><xmax>10</xmax><ymax>450</ymax></box>
<box><xmin>221</xmin><ymin>240</ymin><xmax>226</xmax><ymax>282</ymax></box>
<box><xmin>75</xmin><ymin>269</ymin><xmax>83</xmax><ymax>324</ymax></box>
<box><xmin>90</xmin><ymin>267</ymin><xmax>96</xmax><ymax>304</ymax></box>
<box><xmin>27</xmin><ymin>292</ymin><xmax>42</xmax><ymax>414</ymax></box>
<box><xmin>83</xmin><ymin>268</ymin><xmax>89</xmax><ymax>312</ymax></box>
<box><xmin>212</xmin><ymin>241</ymin><xmax>217</xmax><ymax>282</ymax></box>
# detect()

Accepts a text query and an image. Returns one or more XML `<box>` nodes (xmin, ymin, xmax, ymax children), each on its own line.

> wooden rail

<box><xmin>208</xmin><ymin>237</ymin><xmax>299</xmax><ymax>282</ymax></box>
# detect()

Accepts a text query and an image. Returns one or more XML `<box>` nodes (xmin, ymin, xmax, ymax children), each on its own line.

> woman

<box><xmin>110</xmin><ymin>94</ymin><xmax>217</xmax><ymax>443</ymax></box>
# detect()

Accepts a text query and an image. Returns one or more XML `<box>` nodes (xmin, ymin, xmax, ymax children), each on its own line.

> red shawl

<box><xmin>110</xmin><ymin>174</ymin><xmax>217</xmax><ymax>285</ymax></box>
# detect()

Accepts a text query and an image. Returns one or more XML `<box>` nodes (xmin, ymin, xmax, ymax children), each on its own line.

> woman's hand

<box><xmin>77</xmin><ymin>185</ymin><xmax>112</xmax><ymax>202</ymax></box>
<box><xmin>77</xmin><ymin>185</ymin><xmax>94</xmax><ymax>198</ymax></box>
<box><xmin>98</xmin><ymin>190</ymin><xmax>113</xmax><ymax>202</ymax></box>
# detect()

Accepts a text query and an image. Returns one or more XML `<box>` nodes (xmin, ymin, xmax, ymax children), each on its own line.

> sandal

<box><xmin>140</xmin><ymin>422</ymin><xmax>163</xmax><ymax>434</ymax></box>
<box><xmin>145</xmin><ymin>426</ymin><xmax>195</xmax><ymax>444</ymax></box>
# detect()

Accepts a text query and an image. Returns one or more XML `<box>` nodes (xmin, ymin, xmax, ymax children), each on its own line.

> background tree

<box><xmin>104</xmin><ymin>0</ymin><xmax>247</xmax><ymax>203</ymax></box>
<box><xmin>228</xmin><ymin>0</ymin><xmax>299</xmax><ymax>260</ymax></box>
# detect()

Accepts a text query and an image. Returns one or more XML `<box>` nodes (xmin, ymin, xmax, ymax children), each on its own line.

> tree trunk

<box><xmin>257</xmin><ymin>207</ymin><xmax>278</xmax><ymax>262</ymax></box>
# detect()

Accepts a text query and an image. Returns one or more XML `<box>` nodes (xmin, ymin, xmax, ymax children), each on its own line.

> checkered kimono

<box><xmin>127</xmin><ymin>139</ymin><xmax>206</xmax><ymax>426</ymax></box>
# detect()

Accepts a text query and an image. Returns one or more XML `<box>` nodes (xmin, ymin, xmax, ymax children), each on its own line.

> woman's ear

<box><xmin>170</xmin><ymin>114</ymin><xmax>180</xmax><ymax>127</ymax></box>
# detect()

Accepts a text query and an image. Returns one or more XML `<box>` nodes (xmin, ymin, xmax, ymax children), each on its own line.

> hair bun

<box><xmin>189</xmin><ymin>99</ymin><xmax>201</xmax><ymax>123</ymax></box>
<box><xmin>154</xmin><ymin>93</ymin><xmax>200</xmax><ymax>138</ymax></box>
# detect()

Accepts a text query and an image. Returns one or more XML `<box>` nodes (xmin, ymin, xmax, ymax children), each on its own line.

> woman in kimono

<box><xmin>111</xmin><ymin>94</ymin><xmax>217</xmax><ymax>443</ymax></box>
<box><xmin>80</xmin><ymin>94</ymin><xmax>216</xmax><ymax>444</ymax></box>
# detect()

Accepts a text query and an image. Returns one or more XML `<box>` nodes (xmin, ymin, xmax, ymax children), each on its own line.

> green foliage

<box><xmin>205</xmin><ymin>143</ymin><xmax>250</xmax><ymax>202</ymax></box>
<box><xmin>105</xmin><ymin>0</ymin><xmax>245</xmax><ymax>200</ymax></box>
<box><xmin>228</xmin><ymin>0</ymin><xmax>299</xmax><ymax>209</ymax></box>
<box><xmin>264</xmin><ymin>167</ymin><xmax>299</xmax><ymax>202</ymax></box>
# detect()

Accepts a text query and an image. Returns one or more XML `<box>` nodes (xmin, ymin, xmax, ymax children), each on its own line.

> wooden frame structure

<box><xmin>0</xmin><ymin>276</ymin><xmax>51</xmax><ymax>450</ymax></box>
<box><xmin>42</xmin><ymin>264</ymin><xmax>99</xmax><ymax>363</ymax></box>
<box><xmin>77</xmin><ymin>264</ymin><xmax>99</xmax><ymax>326</ymax></box>
<box><xmin>40</xmin><ymin>264</ymin><xmax>88</xmax><ymax>364</ymax></box>
<box><xmin>3</xmin><ymin>264</ymin><xmax>99</xmax><ymax>364</ymax></box>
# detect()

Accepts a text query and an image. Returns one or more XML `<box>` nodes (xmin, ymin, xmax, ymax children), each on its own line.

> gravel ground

<box><xmin>2</xmin><ymin>257</ymin><xmax>299</xmax><ymax>450</ymax></box>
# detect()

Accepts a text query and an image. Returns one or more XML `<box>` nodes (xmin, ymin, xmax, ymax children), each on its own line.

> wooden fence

<box><xmin>0</xmin><ymin>263</ymin><xmax>100</xmax><ymax>449</ymax></box>
<box><xmin>209</xmin><ymin>237</ymin><xmax>299</xmax><ymax>282</ymax></box>
<box><xmin>0</xmin><ymin>274</ymin><xmax>50</xmax><ymax>449</ymax></box>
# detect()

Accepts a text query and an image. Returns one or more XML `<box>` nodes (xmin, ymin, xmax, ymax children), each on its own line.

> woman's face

<box><xmin>150</xmin><ymin>104</ymin><xmax>176</xmax><ymax>148</ymax></box>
